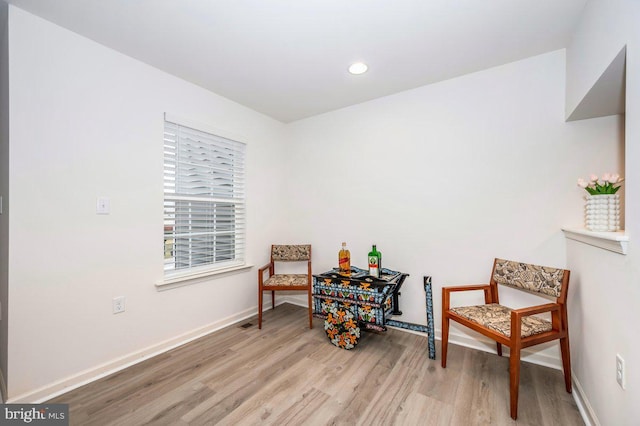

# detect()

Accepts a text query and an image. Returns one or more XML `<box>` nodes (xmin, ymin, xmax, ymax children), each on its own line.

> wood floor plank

<box><xmin>111</xmin><ymin>382</ymin><xmax>214</xmax><ymax>426</ymax></box>
<box><xmin>392</xmin><ymin>392</ymin><xmax>453</xmax><ymax>426</ymax></box>
<box><xmin>186</xmin><ymin>341</ymin><xmax>320</xmax><ymax>425</ymax></box>
<box><xmin>449</xmin><ymin>348</ymin><xmax>515</xmax><ymax>425</ymax></box>
<box><xmin>270</xmin><ymin>388</ymin><xmax>331</xmax><ymax>425</ymax></box>
<box><xmin>210</xmin><ymin>357</ymin><xmax>328</xmax><ymax>425</ymax></box>
<box><xmin>47</xmin><ymin>303</ymin><xmax>584</xmax><ymax>425</ymax></box>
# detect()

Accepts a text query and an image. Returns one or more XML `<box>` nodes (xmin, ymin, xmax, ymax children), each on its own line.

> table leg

<box><xmin>392</xmin><ymin>273</ymin><xmax>409</xmax><ymax>315</ymax></box>
<box><xmin>423</xmin><ymin>276</ymin><xmax>436</xmax><ymax>360</ymax></box>
<box><xmin>385</xmin><ymin>276</ymin><xmax>436</xmax><ymax>360</ymax></box>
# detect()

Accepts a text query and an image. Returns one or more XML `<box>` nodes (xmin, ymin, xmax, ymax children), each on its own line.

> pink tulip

<box><xmin>577</xmin><ymin>178</ymin><xmax>588</xmax><ymax>188</ymax></box>
<box><xmin>601</xmin><ymin>173</ymin><xmax>612</xmax><ymax>182</ymax></box>
<box><xmin>610</xmin><ymin>173</ymin><xmax>621</xmax><ymax>183</ymax></box>
<box><xmin>589</xmin><ymin>174</ymin><xmax>598</xmax><ymax>182</ymax></box>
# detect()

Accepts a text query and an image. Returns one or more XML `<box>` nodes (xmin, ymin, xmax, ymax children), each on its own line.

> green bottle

<box><xmin>368</xmin><ymin>244</ymin><xmax>382</xmax><ymax>278</ymax></box>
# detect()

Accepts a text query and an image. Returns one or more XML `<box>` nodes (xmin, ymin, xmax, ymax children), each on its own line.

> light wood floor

<box><xmin>49</xmin><ymin>303</ymin><xmax>584</xmax><ymax>425</ymax></box>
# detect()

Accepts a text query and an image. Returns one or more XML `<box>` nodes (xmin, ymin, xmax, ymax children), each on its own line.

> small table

<box><xmin>313</xmin><ymin>266</ymin><xmax>436</xmax><ymax>359</ymax></box>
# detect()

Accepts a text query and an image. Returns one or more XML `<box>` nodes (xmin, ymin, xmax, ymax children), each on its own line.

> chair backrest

<box><xmin>491</xmin><ymin>258</ymin><xmax>568</xmax><ymax>299</ymax></box>
<box><xmin>271</xmin><ymin>244</ymin><xmax>311</xmax><ymax>262</ymax></box>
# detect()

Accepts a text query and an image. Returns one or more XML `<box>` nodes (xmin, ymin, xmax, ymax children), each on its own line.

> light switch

<box><xmin>96</xmin><ymin>197</ymin><xmax>110</xmax><ymax>214</ymax></box>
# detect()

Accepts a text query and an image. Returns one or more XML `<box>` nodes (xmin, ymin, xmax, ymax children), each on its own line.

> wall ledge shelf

<box><xmin>562</xmin><ymin>227</ymin><xmax>629</xmax><ymax>255</ymax></box>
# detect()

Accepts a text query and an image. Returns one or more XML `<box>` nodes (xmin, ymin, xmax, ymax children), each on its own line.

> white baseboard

<box><xmin>6</xmin><ymin>305</ymin><xmax>264</xmax><ymax>404</ymax></box>
<box><xmin>571</xmin><ymin>374</ymin><xmax>600</xmax><ymax>426</ymax></box>
<box><xmin>278</xmin><ymin>295</ymin><xmax>309</xmax><ymax>308</ymax></box>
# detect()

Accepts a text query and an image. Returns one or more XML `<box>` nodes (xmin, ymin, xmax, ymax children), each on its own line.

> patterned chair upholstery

<box><xmin>441</xmin><ymin>258</ymin><xmax>571</xmax><ymax>420</ymax></box>
<box><xmin>258</xmin><ymin>244</ymin><xmax>312</xmax><ymax>329</ymax></box>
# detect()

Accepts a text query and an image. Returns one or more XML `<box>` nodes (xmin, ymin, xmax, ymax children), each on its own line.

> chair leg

<box><xmin>560</xmin><ymin>336</ymin><xmax>572</xmax><ymax>393</ymax></box>
<box><xmin>441</xmin><ymin>314</ymin><xmax>449</xmax><ymax>368</ymax></box>
<box><xmin>258</xmin><ymin>288</ymin><xmax>263</xmax><ymax>329</ymax></box>
<box><xmin>496</xmin><ymin>342</ymin><xmax>502</xmax><ymax>357</ymax></box>
<box><xmin>271</xmin><ymin>291</ymin><xmax>275</xmax><ymax>310</ymax></box>
<box><xmin>509</xmin><ymin>345</ymin><xmax>521</xmax><ymax>420</ymax></box>
<box><xmin>307</xmin><ymin>290</ymin><xmax>313</xmax><ymax>329</ymax></box>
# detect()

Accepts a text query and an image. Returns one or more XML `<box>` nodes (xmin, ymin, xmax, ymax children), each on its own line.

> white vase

<box><xmin>585</xmin><ymin>194</ymin><xmax>620</xmax><ymax>232</ymax></box>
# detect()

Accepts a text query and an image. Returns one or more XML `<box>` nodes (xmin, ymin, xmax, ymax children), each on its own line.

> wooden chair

<box><xmin>441</xmin><ymin>258</ymin><xmax>571</xmax><ymax>420</ymax></box>
<box><xmin>258</xmin><ymin>244</ymin><xmax>313</xmax><ymax>329</ymax></box>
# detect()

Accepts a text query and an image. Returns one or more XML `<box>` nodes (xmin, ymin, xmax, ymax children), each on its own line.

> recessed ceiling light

<box><xmin>348</xmin><ymin>62</ymin><xmax>368</xmax><ymax>75</ymax></box>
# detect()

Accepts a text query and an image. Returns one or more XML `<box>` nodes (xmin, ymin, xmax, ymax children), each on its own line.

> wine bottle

<box><xmin>339</xmin><ymin>242</ymin><xmax>351</xmax><ymax>275</ymax></box>
<box><xmin>368</xmin><ymin>244</ymin><xmax>381</xmax><ymax>278</ymax></box>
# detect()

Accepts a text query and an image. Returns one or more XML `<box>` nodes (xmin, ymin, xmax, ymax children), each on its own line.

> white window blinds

<box><xmin>163</xmin><ymin>119</ymin><xmax>246</xmax><ymax>276</ymax></box>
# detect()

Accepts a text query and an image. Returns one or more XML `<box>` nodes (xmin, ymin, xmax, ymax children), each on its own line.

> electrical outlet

<box><xmin>96</xmin><ymin>197</ymin><xmax>110</xmax><ymax>215</ymax></box>
<box><xmin>616</xmin><ymin>354</ymin><xmax>625</xmax><ymax>389</ymax></box>
<box><xmin>112</xmin><ymin>296</ymin><xmax>126</xmax><ymax>314</ymax></box>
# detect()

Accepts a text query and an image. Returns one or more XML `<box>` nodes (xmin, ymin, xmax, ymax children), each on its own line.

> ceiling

<box><xmin>8</xmin><ymin>0</ymin><xmax>588</xmax><ymax>123</ymax></box>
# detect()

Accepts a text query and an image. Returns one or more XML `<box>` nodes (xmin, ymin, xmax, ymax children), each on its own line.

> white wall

<box><xmin>565</xmin><ymin>0</ymin><xmax>640</xmax><ymax>424</ymax></box>
<box><xmin>284</xmin><ymin>49</ymin><xmax>622</xmax><ymax>366</ymax></box>
<box><xmin>0</xmin><ymin>0</ymin><xmax>9</xmax><ymax>401</ymax></box>
<box><xmin>6</xmin><ymin>6</ymin><xmax>287</xmax><ymax>401</ymax></box>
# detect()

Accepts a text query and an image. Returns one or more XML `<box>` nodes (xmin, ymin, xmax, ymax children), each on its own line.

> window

<box><xmin>163</xmin><ymin>118</ymin><xmax>246</xmax><ymax>277</ymax></box>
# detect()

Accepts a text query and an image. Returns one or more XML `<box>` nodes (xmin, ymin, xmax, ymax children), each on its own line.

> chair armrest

<box><xmin>510</xmin><ymin>303</ymin><xmax>562</xmax><ymax>339</ymax></box>
<box><xmin>512</xmin><ymin>303</ymin><xmax>559</xmax><ymax>318</ymax></box>
<box><xmin>258</xmin><ymin>262</ymin><xmax>272</xmax><ymax>273</ymax></box>
<box><xmin>442</xmin><ymin>284</ymin><xmax>491</xmax><ymax>293</ymax></box>
<box><xmin>442</xmin><ymin>284</ymin><xmax>492</xmax><ymax>311</ymax></box>
<box><xmin>258</xmin><ymin>262</ymin><xmax>273</xmax><ymax>285</ymax></box>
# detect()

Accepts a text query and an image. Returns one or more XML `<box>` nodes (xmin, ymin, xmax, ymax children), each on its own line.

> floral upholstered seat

<box><xmin>263</xmin><ymin>274</ymin><xmax>309</xmax><ymax>287</ymax></box>
<box><xmin>449</xmin><ymin>303</ymin><xmax>552</xmax><ymax>338</ymax></box>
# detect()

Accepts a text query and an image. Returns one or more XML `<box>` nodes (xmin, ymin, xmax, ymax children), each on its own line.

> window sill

<box><xmin>562</xmin><ymin>227</ymin><xmax>629</xmax><ymax>255</ymax></box>
<box><xmin>156</xmin><ymin>264</ymin><xmax>254</xmax><ymax>291</ymax></box>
